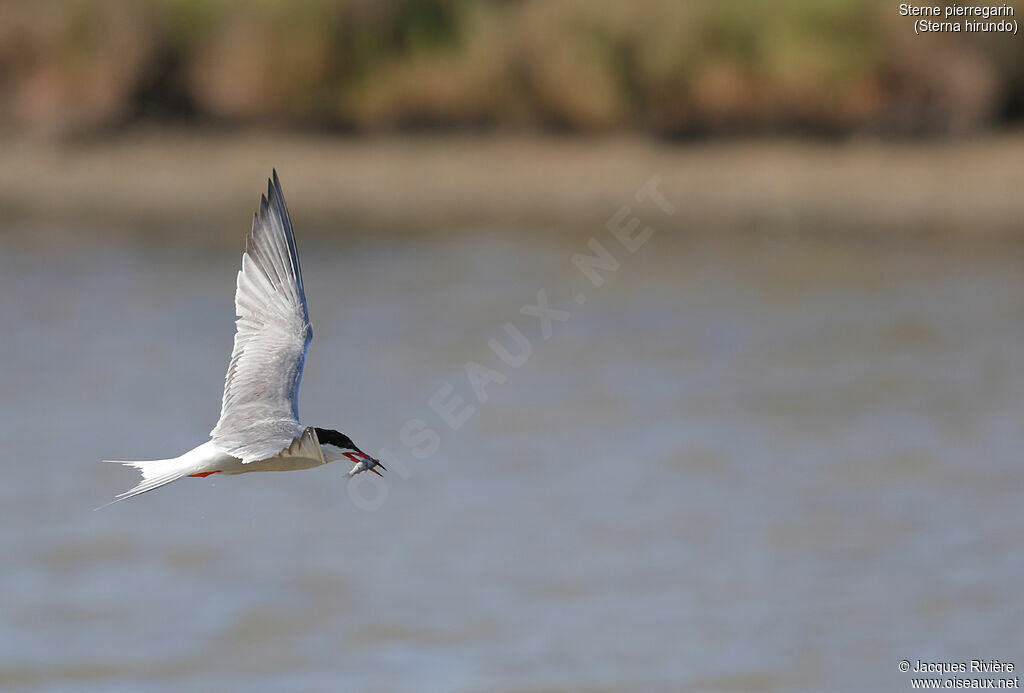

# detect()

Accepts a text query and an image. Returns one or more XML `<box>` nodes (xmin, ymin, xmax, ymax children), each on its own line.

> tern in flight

<box><xmin>105</xmin><ymin>171</ymin><xmax>384</xmax><ymax>504</ymax></box>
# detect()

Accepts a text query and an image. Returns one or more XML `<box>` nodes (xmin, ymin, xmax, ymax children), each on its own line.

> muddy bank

<box><xmin>1</xmin><ymin>131</ymin><xmax>1022</xmax><ymax>240</ymax></box>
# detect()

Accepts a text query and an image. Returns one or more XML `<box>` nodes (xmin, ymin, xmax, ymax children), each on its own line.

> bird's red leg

<box><xmin>188</xmin><ymin>471</ymin><xmax>221</xmax><ymax>478</ymax></box>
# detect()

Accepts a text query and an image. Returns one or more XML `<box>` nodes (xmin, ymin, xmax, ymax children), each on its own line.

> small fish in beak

<box><xmin>347</xmin><ymin>455</ymin><xmax>387</xmax><ymax>478</ymax></box>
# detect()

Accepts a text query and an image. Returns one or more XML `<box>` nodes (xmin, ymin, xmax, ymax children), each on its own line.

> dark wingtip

<box><xmin>267</xmin><ymin>170</ymin><xmax>286</xmax><ymax>210</ymax></box>
<box><xmin>270</xmin><ymin>169</ymin><xmax>282</xmax><ymax>200</ymax></box>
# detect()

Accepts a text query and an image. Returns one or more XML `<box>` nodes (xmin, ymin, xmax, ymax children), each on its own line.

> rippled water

<box><xmin>1</xmin><ymin>230</ymin><xmax>1023</xmax><ymax>692</ymax></box>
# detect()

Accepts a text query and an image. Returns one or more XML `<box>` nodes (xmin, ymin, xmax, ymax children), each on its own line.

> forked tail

<box><xmin>100</xmin><ymin>456</ymin><xmax>197</xmax><ymax>507</ymax></box>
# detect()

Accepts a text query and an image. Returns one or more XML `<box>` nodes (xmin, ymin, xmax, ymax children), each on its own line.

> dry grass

<box><xmin>0</xmin><ymin>0</ymin><xmax>1021</xmax><ymax>138</ymax></box>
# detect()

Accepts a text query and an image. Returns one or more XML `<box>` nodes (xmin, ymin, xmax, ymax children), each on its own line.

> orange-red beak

<box><xmin>369</xmin><ymin>459</ymin><xmax>386</xmax><ymax>476</ymax></box>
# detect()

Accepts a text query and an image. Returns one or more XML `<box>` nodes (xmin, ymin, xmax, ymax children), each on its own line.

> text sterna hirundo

<box><xmin>104</xmin><ymin>171</ymin><xmax>384</xmax><ymax>504</ymax></box>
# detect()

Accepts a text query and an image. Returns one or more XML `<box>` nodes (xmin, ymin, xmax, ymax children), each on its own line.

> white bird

<box><xmin>105</xmin><ymin>171</ymin><xmax>384</xmax><ymax>504</ymax></box>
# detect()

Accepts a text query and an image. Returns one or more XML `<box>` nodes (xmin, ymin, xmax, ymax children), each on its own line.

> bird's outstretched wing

<box><xmin>210</xmin><ymin>171</ymin><xmax>312</xmax><ymax>463</ymax></box>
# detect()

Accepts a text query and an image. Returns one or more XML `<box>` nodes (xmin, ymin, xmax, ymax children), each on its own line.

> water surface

<box><xmin>1</xmin><ymin>231</ymin><xmax>1022</xmax><ymax>692</ymax></box>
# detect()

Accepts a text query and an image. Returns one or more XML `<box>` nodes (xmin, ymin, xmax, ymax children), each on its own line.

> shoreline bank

<box><xmin>2</xmin><ymin>131</ymin><xmax>1022</xmax><ymax>240</ymax></box>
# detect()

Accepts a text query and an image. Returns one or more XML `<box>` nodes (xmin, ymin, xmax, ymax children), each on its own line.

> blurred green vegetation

<box><xmin>1</xmin><ymin>0</ymin><xmax>1022</xmax><ymax>138</ymax></box>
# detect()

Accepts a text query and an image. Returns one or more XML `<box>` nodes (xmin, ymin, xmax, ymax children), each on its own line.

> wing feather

<box><xmin>210</xmin><ymin>171</ymin><xmax>312</xmax><ymax>462</ymax></box>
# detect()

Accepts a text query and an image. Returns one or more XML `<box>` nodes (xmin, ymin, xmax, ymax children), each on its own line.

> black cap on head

<box><xmin>314</xmin><ymin>428</ymin><xmax>361</xmax><ymax>452</ymax></box>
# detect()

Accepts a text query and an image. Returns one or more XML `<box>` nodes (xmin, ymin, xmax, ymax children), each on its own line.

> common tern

<box><xmin>105</xmin><ymin>171</ymin><xmax>384</xmax><ymax>504</ymax></box>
